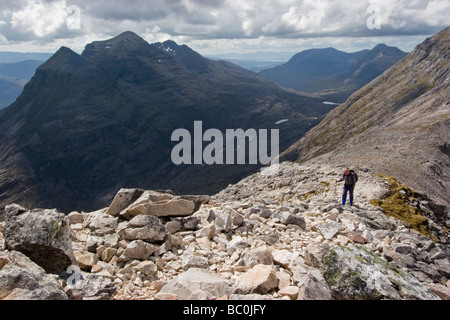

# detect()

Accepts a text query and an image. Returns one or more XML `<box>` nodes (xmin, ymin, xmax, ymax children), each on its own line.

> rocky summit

<box><xmin>1</xmin><ymin>162</ymin><xmax>449</xmax><ymax>300</ymax></box>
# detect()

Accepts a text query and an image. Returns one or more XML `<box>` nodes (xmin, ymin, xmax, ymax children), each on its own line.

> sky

<box><xmin>0</xmin><ymin>0</ymin><xmax>449</xmax><ymax>59</ymax></box>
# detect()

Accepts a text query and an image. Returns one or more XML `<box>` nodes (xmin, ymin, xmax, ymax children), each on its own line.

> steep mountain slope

<box><xmin>0</xmin><ymin>32</ymin><xmax>332</xmax><ymax>213</ymax></box>
<box><xmin>282</xmin><ymin>26</ymin><xmax>450</xmax><ymax>215</ymax></box>
<box><xmin>260</xmin><ymin>45</ymin><xmax>407</xmax><ymax>102</ymax></box>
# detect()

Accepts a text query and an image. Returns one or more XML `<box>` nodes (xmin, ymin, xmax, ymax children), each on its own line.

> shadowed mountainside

<box><xmin>259</xmin><ymin>44</ymin><xmax>407</xmax><ymax>102</ymax></box>
<box><xmin>0</xmin><ymin>32</ymin><xmax>333</xmax><ymax>213</ymax></box>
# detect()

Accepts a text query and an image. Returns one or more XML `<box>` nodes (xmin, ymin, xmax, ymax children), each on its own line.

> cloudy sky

<box><xmin>0</xmin><ymin>0</ymin><xmax>449</xmax><ymax>58</ymax></box>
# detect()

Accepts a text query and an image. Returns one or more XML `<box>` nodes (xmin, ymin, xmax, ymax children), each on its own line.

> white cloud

<box><xmin>10</xmin><ymin>0</ymin><xmax>68</xmax><ymax>38</ymax></box>
<box><xmin>0</xmin><ymin>0</ymin><xmax>448</xmax><ymax>54</ymax></box>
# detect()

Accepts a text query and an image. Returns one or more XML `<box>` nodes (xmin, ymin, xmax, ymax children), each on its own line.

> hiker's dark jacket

<box><xmin>338</xmin><ymin>172</ymin><xmax>357</xmax><ymax>186</ymax></box>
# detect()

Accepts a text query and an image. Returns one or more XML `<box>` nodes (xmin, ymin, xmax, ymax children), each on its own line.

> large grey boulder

<box><xmin>119</xmin><ymin>191</ymin><xmax>196</xmax><ymax>219</ymax></box>
<box><xmin>160</xmin><ymin>268</ymin><xmax>233</xmax><ymax>299</ymax></box>
<box><xmin>112</xmin><ymin>190</ymin><xmax>210</xmax><ymax>220</ymax></box>
<box><xmin>118</xmin><ymin>215</ymin><xmax>167</xmax><ymax>242</ymax></box>
<box><xmin>0</xmin><ymin>250</ymin><xmax>68</xmax><ymax>300</ymax></box>
<box><xmin>3</xmin><ymin>204</ymin><xmax>76</xmax><ymax>274</ymax></box>
<box><xmin>323</xmin><ymin>245</ymin><xmax>441</xmax><ymax>300</ymax></box>
<box><xmin>105</xmin><ymin>188</ymin><xmax>145</xmax><ymax>217</ymax></box>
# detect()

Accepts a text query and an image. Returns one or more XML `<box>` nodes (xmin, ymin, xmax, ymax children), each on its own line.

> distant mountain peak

<box><xmin>115</xmin><ymin>31</ymin><xmax>142</xmax><ymax>40</ymax></box>
<box><xmin>81</xmin><ymin>31</ymin><xmax>150</xmax><ymax>59</ymax></box>
<box><xmin>39</xmin><ymin>46</ymin><xmax>88</xmax><ymax>71</ymax></box>
<box><xmin>151</xmin><ymin>40</ymin><xmax>213</xmax><ymax>74</ymax></box>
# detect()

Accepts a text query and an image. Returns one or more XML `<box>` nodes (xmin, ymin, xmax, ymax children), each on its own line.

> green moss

<box><xmin>370</xmin><ymin>175</ymin><xmax>434</xmax><ymax>240</ymax></box>
<box><xmin>297</xmin><ymin>180</ymin><xmax>331</xmax><ymax>201</ymax></box>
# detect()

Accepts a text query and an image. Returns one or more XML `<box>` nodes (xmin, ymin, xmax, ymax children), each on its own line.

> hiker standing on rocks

<box><xmin>337</xmin><ymin>168</ymin><xmax>358</xmax><ymax>206</ymax></box>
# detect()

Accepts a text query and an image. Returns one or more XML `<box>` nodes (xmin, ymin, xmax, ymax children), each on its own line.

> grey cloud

<box><xmin>0</xmin><ymin>0</ymin><xmax>448</xmax><ymax>51</ymax></box>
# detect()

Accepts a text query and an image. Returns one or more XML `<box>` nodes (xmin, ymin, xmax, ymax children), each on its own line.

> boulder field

<box><xmin>0</xmin><ymin>162</ymin><xmax>449</xmax><ymax>300</ymax></box>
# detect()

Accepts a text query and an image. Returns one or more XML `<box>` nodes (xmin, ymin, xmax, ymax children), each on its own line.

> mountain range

<box><xmin>282</xmin><ymin>26</ymin><xmax>450</xmax><ymax>216</ymax></box>
<box><xmin>0</xmin><ymin>32</ymin><xmax>333</xmax><ymax>213</ymax></box>
<box><xmin>0</xmin><ymin>27</ymin><xmax>449</xmax><ymax>302</ymax></box>
<box><xmin>259</xmin><ymin>44</ymin><xmax>408</xmax><ymax>102</ymax></box>
<box><xmin>0</xmin><ymin>27</ymin><xmax>448</xmax><ymax>218</ymax></box>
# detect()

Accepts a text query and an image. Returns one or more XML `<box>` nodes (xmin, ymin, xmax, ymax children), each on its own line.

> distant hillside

<box><xmin>0</xmin><ymin>52</ymin><xmax>52</xmax><ymax>64</ymax></box>
<box><xmin>0</xmin><ymin>60</ymin><xmax>45</xmax><ymax>109</ymax></box>
<box><xmin>260</xmin><ymin>45</ymin><xmax>408</xmax><ymax>102</ymax></box>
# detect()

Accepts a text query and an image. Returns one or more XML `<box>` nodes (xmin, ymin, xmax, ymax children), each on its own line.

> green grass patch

<box><xmin>370</xmin><ymin>175</ymin><xmax>436</xmax><ymax>241</ymax></box>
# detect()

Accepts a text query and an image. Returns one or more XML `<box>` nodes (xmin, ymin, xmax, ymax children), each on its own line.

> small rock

<box><xmin>67</xmin><ymin>212</ymin><xmax>85</xmax><ymax>224</ymax></box>
<box><xmin>234</xmin><ymin>264</ymin><xmax>278</xmax><ymax>295</ymax></box>
<box><xmin>272</xmin><ymin>249</ymin><xmax>295</xmax><ymax>268</ymax></box>
<box><xmin>348</xmin><ymin>232</ymin><xmax>367</xmax><ymax>244</ymax></box>
<box><xmin>132</xmin><ymin>261</ymin><xmax>158</xmax><ymax>277</ymax></box>
<box><xmin>118</xmin><ymin>240</ymin><xmax>157</xmax><ymax>262</ymax></box>
<box><xmin>155</xmin><ymin>292</ymin><xmax>178</xmax><ymax>300</ymax></box>
<box><xmin>227</xmin><ymin>236</ymin><xmax>250</xmax><ymax>254</ymax></box>
<box><xmin>278</xmin><ymin>286</ymin><xmax>299</xmax><ymax>300</ymax></box>
<box><xmin>278</xmin><ymin>212</ymin><xmax>306</xmax><ymax>230</ymax></box>
<box><xmin>316</xmin><ymin>222</ymin><xmax>342</xmax><ymax>240</ymax></box>
<box><xmin>182</xmin><ymin>253</ymin><xmax>209</xmax><ymax>270</ymax></box>
<box><xmin>298</xmin><ymin>270</ymin><xmax>332</xmax><ymax>300</ymax></box>
<box><xmin>75</xmin><ymin>252</ymin><xmax>99</xmax><ymax>271</ymax></box>
<box><xmin>242</xmin><ymin>246</ymin><xmax>273</xmax><ymax>267</ymax></box>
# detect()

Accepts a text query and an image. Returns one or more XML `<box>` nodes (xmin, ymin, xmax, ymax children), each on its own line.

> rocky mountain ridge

<box><xmin>0</xmin><ymin>31</ymin><xmax>332</xmax><ymax>213</ymax></box>
<box><xmin>1</xmin><ymin>162</ymin><xmax>449</xmax><ymax>300</ymax></box>
<box><xmin>259</xmin><ymin>44</ymin><xmax>407</xmax><ymax>102</ymax></box>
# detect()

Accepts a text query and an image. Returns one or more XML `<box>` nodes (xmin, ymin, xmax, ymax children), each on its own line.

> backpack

<box><xmin>350</xmin><ymin>170</ymin><xmax>358</xmax><ymax>184</ymax></box>
<box><xmin>343</xmin><ymin>170</ymin><xmax>358</xmax><ymax>185</ymax></box>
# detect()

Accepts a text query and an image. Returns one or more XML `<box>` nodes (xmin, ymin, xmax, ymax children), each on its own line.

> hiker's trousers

<box><xmin>342</xmin><ymin>184</ymin><xmax>354</xmax><ymax>205</ymax></box>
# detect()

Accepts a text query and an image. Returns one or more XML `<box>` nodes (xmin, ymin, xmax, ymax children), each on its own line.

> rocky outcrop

<box><xmin>3</xmin><ymin>204</ymin><xmax>76</xmax><ymax>274</ymax></box>
<box><xmin>0</xmin><ymin>250</ymin><xmax>68</xmax><ymax>300</ymax></box>
<box><xmin>323</xmin><ymin>245</ymin><xmax>438</xmax><ymax>300</ymax></box>
<box><xmin>0</xmin><ymin>163</ymin><xmax>448</xmax><ymax>300</ymax></box>
<box><xmin>0</xmin><ymin>162</ymin><xmax>450</xmax><ymax>300</ymax></box>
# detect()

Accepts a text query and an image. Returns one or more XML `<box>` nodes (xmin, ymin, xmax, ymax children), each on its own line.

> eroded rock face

<box><xmin>3</xmin><ymin>204</ymin><xmax>76</xmax><ymax>274</ymax></box>
<box><xmin>0</xmin><ymin>250</ymin><xmax>68</xmax><ymax>300</ymax></box>
<box><xmin>323</xmin><ymin>245</ymin><xmax>440</xmax><ymax>300</ymax></box>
